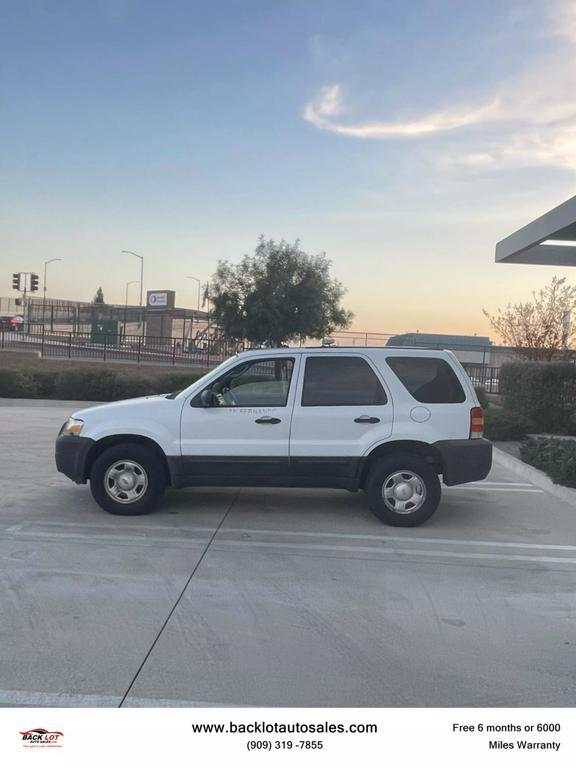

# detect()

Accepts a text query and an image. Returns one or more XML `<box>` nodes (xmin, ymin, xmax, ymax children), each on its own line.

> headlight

<box><xmin>60</xmin><ymin>418</ymin><xmax>84</xmax><ymax>436</ymax></box>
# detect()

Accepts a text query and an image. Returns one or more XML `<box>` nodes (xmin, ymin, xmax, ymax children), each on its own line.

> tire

<box><xmin>366</xmin><ymin>453</ymin><xmax>441</xmax><ymax>527</ymax></box>
<box><xmin>89</xmin><ymin>443</ymin><xmax>166</xmax><ymax>516</ymax></box>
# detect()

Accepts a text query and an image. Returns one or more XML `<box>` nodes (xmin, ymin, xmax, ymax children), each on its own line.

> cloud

<box><xmin>303</xmin><ymin>84</ymin><xmax>344</xmax><ymax>122</ymax></box>
<box><xmin>304</xmin><ymin>85</ymin><xmax>503</xmax><ymax>139</ymax></box>
<box><xmin>302</xmin><ymin>1</ymin><xmax>576</xmax><ymax>171</ymax></box>
<box><xmin>436</xmin><ymin>113</ymin><xmax>576</xmax><ymax>173</ymax></box>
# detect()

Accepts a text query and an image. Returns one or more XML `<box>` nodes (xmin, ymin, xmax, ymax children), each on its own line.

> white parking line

<box><xmin>3</xmin><ymin>524</ymin><xmax>570</xmax><ymax>555</ymax></box>
<box><xmin>220</xmin><ymin>528</ymin><xmax>576</xmax><ymax>550</ymax></box>
<box><xmin>125</xmin><ymin>696</ymin><xmax>246</xmax><ymax>708</ymax></box>
<box><xmin>444</xmin><ymin>487</ymin><xmax>544</xmax><ymax>493</ymax></box>
<box><xmin>4</xmin><ymin>521</ymin><xmax>217</xmax><ymax>533</ymax></box>
<box><xmin>464</xmin><ymin>481</ymin><xmax>534</xmax><ymax>487</ymax></box>
<box><xmin>6</xmin><ymin>525</ymin><xmax>565</xmax><ymax>551</ymax></box>
<box><xmin>213</xmin><ymin>539</ymin><xmax>576</xmax><ymax>564</ymax></box>
<box><xmin>0</xmin><ymin>689</ymin><xmax>120</xmax><ymax>707</ymax></box>
<box><xmin>0</xmin><ymin>688</ymin><xmax>245</xmax><ymax>708</ymax></box>
<box><xmin>0</xmin><ymin>531</ymin><xmax>210</xmax><ymax>549</ymax></box>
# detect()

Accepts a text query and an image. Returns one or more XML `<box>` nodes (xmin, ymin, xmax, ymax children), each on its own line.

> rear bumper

<box><xmin>434</xmin><ymin>438</ymin><xmax>492</xmax><ymax>486</ymax></box>
<box><xmin>55</xmin><ymin>435</ymin><xmax>94</xmax><ymax>484</ymax></box>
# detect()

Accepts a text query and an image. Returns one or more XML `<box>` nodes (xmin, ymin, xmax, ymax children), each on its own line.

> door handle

<box><xmin>255</xmin><ymin>416</ymin><xmax>282</xmax><ymax>425</ymax></box>
<box><xmin>354</xmin><ymin>416</ymin><xmax>380</xmax><ymax>424</ymax></box>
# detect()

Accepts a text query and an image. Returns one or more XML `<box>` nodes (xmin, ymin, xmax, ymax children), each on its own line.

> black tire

<box><xmin>366</xmin><ymin>453</ymin><xmax>441</xmax><ymax>527</ymax></box>
<box><xmin>89</xmin><ymin>443</ymin><xmax>166</xmax><ymax>516</ymax></box>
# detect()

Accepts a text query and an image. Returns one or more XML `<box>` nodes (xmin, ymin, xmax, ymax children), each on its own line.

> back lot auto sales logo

<box><xmin>20</xmin><ymin>728</ymin><xmax>64</xmax><ymax>748</ymax></box>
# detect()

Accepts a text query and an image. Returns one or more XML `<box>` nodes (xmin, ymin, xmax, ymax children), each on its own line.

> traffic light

<box><xmin>12</xmin><ymin>273</ymin><xmax>20</xmax><ymax>291</ymax></box>
<box><xmin>30</xmin><ymin>273</ymin><xmax>39</xmax><ymax>292</ymax></box>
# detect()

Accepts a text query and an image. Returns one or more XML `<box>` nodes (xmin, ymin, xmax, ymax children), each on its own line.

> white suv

<box><xmin>55</xmin><ymin>347</ymin><xmax>492</xmax><ymax>526</ymax></box>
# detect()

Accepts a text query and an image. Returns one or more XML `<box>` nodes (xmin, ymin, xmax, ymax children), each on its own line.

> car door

<box><xmin>180</xmin><ymin>355</ymin><xmax>299</xmax><ymax>485</ymax></box>
<box><xmin>289</xmin><ymin>354</ymin><xmax>393</xmax><ymax>486</ymax></box>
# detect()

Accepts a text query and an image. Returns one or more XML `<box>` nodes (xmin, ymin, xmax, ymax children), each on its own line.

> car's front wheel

<box><xmin>89</xmin><ymin>443</ymin><xmax>166</xmax><ymax>515</ymax></box>
<box><xmin>366</xmin><ymin>453</ymin><xmax>441</xmax><ymax>527</ymax></box>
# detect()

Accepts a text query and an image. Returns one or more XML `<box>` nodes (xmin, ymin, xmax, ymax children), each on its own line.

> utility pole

<box><xmin>11</xmin><ymin>272</ymin><xmax>39</xmax><ymax>331</ymax></box>
<box><xmin>42</xmin><ymin>259</ymin><xmax>62</xmax><ymax>329</ymax></box>
<box><xmin>124</xmin><ymin>280</ymin><xmax>138</xmax><ymax>336</ymax></box>
<box><xmin>122</xmin><ymin>250</ymin><xmax>144</xmax><ymax>336</ymax></box>
<box><xmin>186</xmin><ymin>276</ymin><xmax>201</xmax><ymax>311</ymax></box>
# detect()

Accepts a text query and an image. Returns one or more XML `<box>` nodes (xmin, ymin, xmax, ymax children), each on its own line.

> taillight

<box><xmin>470</xmin><ymin>406</ymin><xmax>484</xmax><ymax>438</ymax></box>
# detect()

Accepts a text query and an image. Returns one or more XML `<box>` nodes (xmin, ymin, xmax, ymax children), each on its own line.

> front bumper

<box><xmin>434</xmin><ymin>438</ymin><xmax>492</xmax><ymax>486</ymax></box>
<box><xmin>55</xmin><ymin>435</ymin><xmax>95</xmax><ymax>484</ymax></box>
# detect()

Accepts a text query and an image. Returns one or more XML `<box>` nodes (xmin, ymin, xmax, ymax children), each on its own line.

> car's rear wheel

<box><xmin>366</xmin><ymin>453</ymin><xmax>441</xmax><ymax>526</ymax></box>
<box><xmin>90</xmin><ymin>443</ymin><xmax>166</xmax><ymax>515</ymax></box>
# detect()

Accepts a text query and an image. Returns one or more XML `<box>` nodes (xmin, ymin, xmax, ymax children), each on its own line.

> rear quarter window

<box><xmin>386</xmin><ymin>356</ymin><xmax>466</xmax><ymax>403</ymax></box>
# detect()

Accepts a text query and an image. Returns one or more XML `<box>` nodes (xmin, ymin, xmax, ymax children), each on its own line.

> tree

<box><xmin>483</xmin><ymin>276</ymin><xmax>576</xmax><ymax>360</ymax></box>
<box><xmin>92</xmin><ymin>287</ymin><xmax>105</xmax><ymax>304</ymax></box>
<box><xmin>208</xmin><ymin>238</ymin><xmax>353</xmax><ymax>346</ymax></box>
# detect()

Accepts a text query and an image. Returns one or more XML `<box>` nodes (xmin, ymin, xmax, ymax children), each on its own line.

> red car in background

<box><xmin>0</xmin><ymin>315</ymin><xmax>24</xmax><ymax>331</ymax></box>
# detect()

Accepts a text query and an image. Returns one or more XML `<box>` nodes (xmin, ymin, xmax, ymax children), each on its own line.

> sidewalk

<box><xmin>494</xmin><ymin>443</ymin><xmax>576</xmax><ymax>509</ymax></box>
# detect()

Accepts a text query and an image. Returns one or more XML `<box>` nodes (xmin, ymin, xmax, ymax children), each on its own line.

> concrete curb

<box><xmin>493</xmin><ymin>446</ymin><xmax>576</xmax><ymax>509</ymax></box>
<box><xmin>0</xmin><ymin>398</ymin><xmax>103</xmax><ymax>408</ymax></box>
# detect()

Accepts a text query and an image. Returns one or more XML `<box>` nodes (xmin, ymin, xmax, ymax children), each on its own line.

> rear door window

<box><xmin>386</xmin><ymin>356</ymin><xmax>465</xmax><ymax>403</ymax></box>
<box><xmin>302</xmin><ymin>356</ymin><xmax>387</xmax><ymax>406</ymax></box>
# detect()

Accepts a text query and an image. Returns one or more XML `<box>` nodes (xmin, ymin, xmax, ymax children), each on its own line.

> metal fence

<box><xmin>327</xmin><ymin>330</ymin><xmax>395</xmax><ymax>347</ymax></box>
<box><xmin>0</xmin><ymin>295</ymin><xmax>210</xmax><ymax>338</ymax></box>
<box><xmin>0</xmin><ymin>328</ymin><xmax>243</xmax><ymax>368</ymax></box>
<box><xmin>461</xmin><ymin>364</ymin><xmax>500</xmax><ymax>394</ymax></box>
<box><xmin>0</xmin><ymin>326</ymin><xmax>504</xmax><ymax>391</ymax></box>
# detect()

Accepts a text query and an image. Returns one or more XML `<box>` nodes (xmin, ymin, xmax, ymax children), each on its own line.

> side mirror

<box><xmin>200</xmin><ymin>389</ymin><xmax>216</xmax><ymax>407</ymax></box>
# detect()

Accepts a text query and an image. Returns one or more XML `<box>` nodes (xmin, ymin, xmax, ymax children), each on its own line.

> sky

<box><xmin>2</xmin><ymin>0</ymin><xmax>576</xmax><ymax>338</ymax></box>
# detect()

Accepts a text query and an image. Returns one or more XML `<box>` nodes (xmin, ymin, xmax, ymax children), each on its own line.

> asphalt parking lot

<box><xmin>1</xmin><ymin>404</ymin><xmax>576</xmax><ymax>707</ymax></box>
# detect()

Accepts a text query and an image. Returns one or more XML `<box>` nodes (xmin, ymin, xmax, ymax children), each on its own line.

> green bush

<box><xmin>500</xmin><ymin>361</ymin><xmax>576</xmax><ymax>433</ymax></box>
<box><xmin>0</xmin><ymin>369</ymin><xmax>37</xmax><ymax>398</ymax></box>
<box><xmin>155</xmin><ymin>371</ymin><xmax>203</xmax><ymax>394</ymax></box>
<box><xmin>31</xmin><ymin>369</ymin><xmax>59</xmax><ymax>398</ymax></box>
<box><xmin>474</xmin><ymin>386</ymin><xmax>489</xmax><ymax>410</ymax></box>
<box><xmin>106</xmin><ymin>373</ymin><xmax>155</xmax><ymax>401</ymax></box>
<box><xmin>53</xmin><ymin>370</ymin><xmax>125</xmax><ymax>401</ymax></box>
<box><xmin>0</xmin><ymin>366</ymin><xmax>202</xmax><ymax>401</ymax></box>
<box><xmin>520</xmin><ymin>436</ymin><xmax>576</xmax><ymax>487</ymax></box>
<box><xmin>484</xmin><ymin>409</ymin><xmax>530</xmax><ymax>441</ymax></box>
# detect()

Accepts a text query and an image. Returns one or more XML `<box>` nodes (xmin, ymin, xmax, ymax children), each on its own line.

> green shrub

<box><xmin>0</xmin><ymin>366</ymin><xmax>203</xmax><ymax>401</ymax></box>
<box><xmin>500</xmin><ymin>361</ymin><xmax>576</xmax><ymax>433</ymax></box>
<box><xmin>520</xmin><ymin>436</ymin><xmax>576</xmax><ymax>487</ymax></box>
<box><xmin>155</xmin><ymin>371</ymin><xmax>202</xmax><ymax>394</ymax></box>
<box><xmin>53</xmin><ymin>369</ymin><xmax>166</xmax><ymax>401</ymax></box>
<box><xmin>474</xmin><ymin>386</ymin><xmax>489</xmax><ymax>410</ymax></box>
<box><xmin>484</xmin><ymin>410</ymin><xmax>530</xmax><ymax>441</ymax></box>
<box><xmin>31</xmin><ymin>369</ymin><xmax>58</xmax><ymax>398</ymax></box>
<box><xmin>111</xmin><ymin>373</ymin><xmax>156</xmax><ymax>400</ymax></box>
<box><xmin>0</xmin><ymin>369</ymin><xmax>37</xmax><ymax>398</ymax></box>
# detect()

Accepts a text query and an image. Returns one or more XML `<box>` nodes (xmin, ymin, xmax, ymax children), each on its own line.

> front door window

<box><xmin>205</xmin><ymin>357</ymin><xmax>295</xmax><ymax>407</ymax></box>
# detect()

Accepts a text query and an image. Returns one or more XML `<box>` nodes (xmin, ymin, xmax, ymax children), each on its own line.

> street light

<box><xmin>124</xmin><ymin>280</ymin><xmax>139</xmax><ymax>334</ymax></box>
<box><xmin>42</xmin><ymin>258</ymin><xmax>62</xmax><ymax>328</ymax></box>
<box><xmin>186</xmin><ymin>276</ymin><xmax>201</xmax><ymax>311</ymax></box>
<box><xmin>122</xmin><ymin>250</ymin><xmax>144</xmax><ymax>333</ymax></box>
<box><xmin>184</xmin><ymin>276</ymin><xmax>201</xmax><ymax>347</ymax></box>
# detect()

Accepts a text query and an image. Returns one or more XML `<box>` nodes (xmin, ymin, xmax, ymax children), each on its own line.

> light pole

<box><xmin>42</xmin><ymin>258</ymin><xmax>62</xmax><ymax>328</ymax></box>
<box><xmin>185</xmin><ymin>276</ymin><xmax>201</xmax><ymax>345</ymax></box>
<box><xmin>124</xmin><ymin>280</ymin><xmax>138</xmax><ymax>335</ymax></box>
<box><xmin>186</xmin><ymin>276</ymin><xmax>201</xmax><ymax>311</ymax></box>
<box><xmin>122</xmin><ymin>250</ymin><xmax>144</xmax><ymax>334</ymax></box>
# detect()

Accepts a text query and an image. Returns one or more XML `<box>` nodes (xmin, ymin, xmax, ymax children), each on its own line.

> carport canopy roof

<box><xmin>496</xmin><ymin>193</ymin><xmax>576</xmax><ymax>265</ymax></box>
